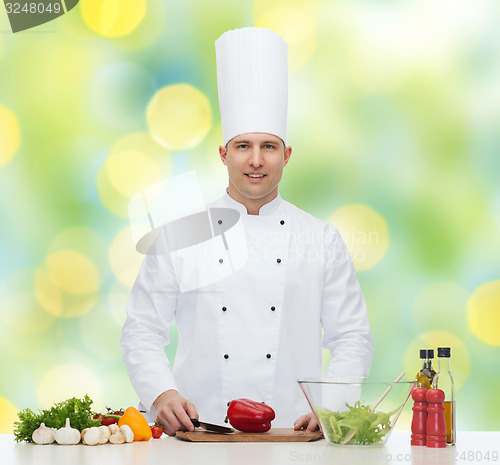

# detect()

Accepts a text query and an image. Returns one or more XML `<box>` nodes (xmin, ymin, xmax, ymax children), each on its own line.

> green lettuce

<box><xmin>316</xmin><ymin>401</ymin><xmax>401</xmax><ymax>445</ymax></box>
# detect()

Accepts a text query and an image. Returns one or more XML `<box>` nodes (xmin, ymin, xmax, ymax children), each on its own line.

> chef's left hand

<box><xmin>294</xmin><ymin>412</ymin><xmax>320</xmax><ymax>432</ymax></box>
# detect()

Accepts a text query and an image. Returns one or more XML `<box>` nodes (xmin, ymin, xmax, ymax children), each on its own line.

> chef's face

<box><xmin>219</xmin><ymin>133</ymin><xmax>292</xmax><ymax>213</ymax></box>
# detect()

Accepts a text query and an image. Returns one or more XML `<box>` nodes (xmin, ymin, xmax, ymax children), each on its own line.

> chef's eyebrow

<box><xmin>232</xmin><ymin>139</ymin><xmax>279</xmax><ymax>145</ymax></box>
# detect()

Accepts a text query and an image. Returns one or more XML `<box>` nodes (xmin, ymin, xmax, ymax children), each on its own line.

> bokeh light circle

<box><xmin>34</xmin><ymin>228</ymin><xmax>109</xmax><ymax>318</ymax></box>
<box><xmin>47</xmin><ymin>227</ymin><xmax>109</xmax><ymax>263</ymax></box>
<box><xmin>97</xmin><ymin>168</ymin><xmax>129</xmax><ymax>219</ymax></box>
<box><xmin>106</xmin><ymin>149</ymin><xmax>162</xmax><ymax>198</ymax></box>
<box><xmin>0</xmin><ymin>396</ymin><xmax>18</xmax><ymax>434</ymax></box>
<box><xmin>34</xmin><ymin>268</ymin><xmax>63</xmax><ymax>317</ymax></box>
<box><xmin>35</xmin><ymin>259</ymin><xmax>100</xmax><ymax>319</ymax></box>
<box><xmin>403</xmin><ymin>330</ymin><xmax>470</xmax><ymax>393</ymax></box>
<box><xmin>46</xmin><ymin>249</ymin><xmax>100</xmax><ymax>294</ymax></box>
<box><xmin>0</xmin><ymin>269</ymin><xmax>56</xmax><ymax>334</ymax></box>
<box><xmin>255</xmin><ymin>5</ymin><xmax>317</xmax><ymax>71</ymax></box>
<box><xmin>0</xmin><ymin>104</ymin><xmax>21</xmax><ymax>167</ymax></box>
<box><xmin>467</xmin><ymin>280</ymin><xmax>500</xmax><ymax>346</ymax></box>
<box><xmin>36</xmin><ymin>363</ymin><xmax>103</xmax><ymax>409</ymax></box>
<box><xmin>329</xmin><ymin>204</ymin><xmax>390</xmax><ymax>271</ymax></box>
<box><xmin>146</xmin><ymin>83</ymin><xmax>212</xmax><ymax>150</ymax></box>
<box><xmin>81</xmin><ymin>0</ymin><xmax>147</xmax><ymax>38</ymax></box>
<box><xmin>97</xmin><ymin>132</ymin><xmax>171</xmax><ymax>218</ymax></box>
<box><xmin>0</xmin><ymin>269</ymin><xmax>59</xmax><ymax>359</ymax></box>
<box><xmin>109</xmin><ymin>227</ymin><xmax>144</xmax><ymax>288</ymax></box>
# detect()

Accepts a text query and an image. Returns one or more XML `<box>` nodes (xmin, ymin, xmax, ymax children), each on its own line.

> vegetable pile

<box><xmin>13</xmin><ymin>396</ymin><xmax>163</xmax><ymax>445</ymax></box>
<box><xmin>316</xmin><ymin>401</ymin><xmax>400</xmax><ymax>445</ymax></box>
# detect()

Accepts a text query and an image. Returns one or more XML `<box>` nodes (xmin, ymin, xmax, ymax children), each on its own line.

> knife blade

<box><xmin>190</xmin><ymin>418</ymin><xmax>234</xmax><ymax>434</ymax></box>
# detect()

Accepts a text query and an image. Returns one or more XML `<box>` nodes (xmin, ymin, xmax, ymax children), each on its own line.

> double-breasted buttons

<box><xmin>218</xmin><ymin>219</ymin><xmax>223</xmax><ymax>225</ymax></box>
<box><xmin>217</xmin><ymin>211</ymin><xmax>288</xmax><ymax>415</ymax></box>
<box><xmin>219</xmin><ymin>258</ymin><xmax>224</xmax><ymax>263</ymax></box>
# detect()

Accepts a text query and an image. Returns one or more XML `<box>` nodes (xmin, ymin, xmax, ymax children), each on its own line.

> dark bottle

<box><xmin>432</xmin><ymin>347</ymin><xmax>456</xmax><ymax>445</ymax></box>
<box><xmin>415</xmin><ymin>349</ymin><xmax>436</xmax><ymax>389</ymax></box>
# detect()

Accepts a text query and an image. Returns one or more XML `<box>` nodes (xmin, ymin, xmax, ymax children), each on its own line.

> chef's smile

<box><xmin>245</xmin><ymin>172</ymin><xmax>266</xmax><ymax>182</ymax></box>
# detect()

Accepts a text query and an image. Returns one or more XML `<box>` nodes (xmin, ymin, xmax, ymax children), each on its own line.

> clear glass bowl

<box><xmin>298</xmin><ymin>377</ymin><xmax>415</xmax><ymax>446</ymax></box>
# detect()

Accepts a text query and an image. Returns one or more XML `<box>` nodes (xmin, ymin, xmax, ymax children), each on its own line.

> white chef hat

<box><xmin>215</xmin><ymin>27</ymin><xmax>288</xmax><ymax>146</ymax></box>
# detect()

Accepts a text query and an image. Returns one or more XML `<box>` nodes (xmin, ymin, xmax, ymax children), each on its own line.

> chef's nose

<box><xmin>249</xmin><ymin>147</ymin><xmax>264</xmax><ymax>167</ymax></box>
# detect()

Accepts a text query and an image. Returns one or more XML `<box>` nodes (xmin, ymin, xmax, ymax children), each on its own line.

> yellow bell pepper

<box><xmin>118</xmin><ymin>407</ymin><xmax>152</xmax><ymax>441</ymax></box>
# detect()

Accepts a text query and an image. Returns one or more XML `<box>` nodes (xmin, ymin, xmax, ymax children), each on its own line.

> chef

<box><xmin>121</xmin><ymin>27</ymin><xmax>373</xmax><ymax>436</ymax></box>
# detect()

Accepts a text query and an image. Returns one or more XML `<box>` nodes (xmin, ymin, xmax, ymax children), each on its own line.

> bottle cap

<box><xmin>419</xmin><ymin>349</ymin><xmax>434</xmax><ymax>359</ymax></box>
<box><xmin>437</xmin><ymin>347</ymin><xmax>451</xmax><ymax>357</ymax></box>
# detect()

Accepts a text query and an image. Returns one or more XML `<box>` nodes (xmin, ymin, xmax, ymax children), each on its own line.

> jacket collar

<box><xmin>223</xmin><ymin>190</ymin><xmax>283</xmax><ymax>216</ymax></box>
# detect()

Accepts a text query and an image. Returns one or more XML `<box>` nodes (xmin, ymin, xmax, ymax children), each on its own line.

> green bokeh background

<box><xmin>1</xmin><ymin>0</ymin><xmax>499</xmax><ymax>432</ymax></box>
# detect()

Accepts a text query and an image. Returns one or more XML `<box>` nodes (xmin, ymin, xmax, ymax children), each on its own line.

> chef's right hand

<box><xmin>153</xmin><ymin>389</ymin><xmax>199</xmax><ymax>436</ymax></box>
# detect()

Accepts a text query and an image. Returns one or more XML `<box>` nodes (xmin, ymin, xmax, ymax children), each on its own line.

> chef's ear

<box><xmin>283</xmin><ymin>145</ymin><xmax>292</xmax><ymax>167</ymax></box>
<box><xmin>219</xmin><ymin>145</ymin><xmax>228</xmax><ymax>166</ymax></box>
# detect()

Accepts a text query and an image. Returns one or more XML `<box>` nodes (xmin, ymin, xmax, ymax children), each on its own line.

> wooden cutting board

<box><xmin>175</xmin><ymin>428</ymin><xmax>323</xmax><ymax>442</ymax></box>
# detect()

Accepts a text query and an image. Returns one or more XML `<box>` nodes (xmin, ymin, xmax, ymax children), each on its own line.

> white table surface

<box><xmin>2</xmin><ymin>431</ymin><xmax>499</xmax><ymax>465</ymax></box>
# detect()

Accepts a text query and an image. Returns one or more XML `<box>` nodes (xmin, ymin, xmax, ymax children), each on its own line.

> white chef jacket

<box><xmin>121</xmin><ymin>192</ymin><xmax>373</xmax><ymax>427</ymax></box>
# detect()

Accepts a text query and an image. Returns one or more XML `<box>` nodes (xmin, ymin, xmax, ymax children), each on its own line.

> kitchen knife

<box><xmin>190</xmin><ymin>418</ymin><xmax>234</xmax><ymax>434</ymax></box>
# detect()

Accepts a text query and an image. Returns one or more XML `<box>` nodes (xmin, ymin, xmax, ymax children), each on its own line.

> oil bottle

<box><xmin>432</xmin><ymin>347</ymin><xmax>456</xmax><ymax>445</ymax></box>
<box><xmin>415</xmin><ymin>349</ymin><xmax>436</xmax><ymax>389</ymax></box>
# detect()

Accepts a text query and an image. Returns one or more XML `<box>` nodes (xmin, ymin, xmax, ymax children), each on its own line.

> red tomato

<box><xmin>101</xmin><ymin>417</ymin><xmax>119</xmax><ymax>426</ymax></box>
<box><xmin>151</xmin><ymin>425</ymin><xmax>164</xmax><ymax>439</ymax></box>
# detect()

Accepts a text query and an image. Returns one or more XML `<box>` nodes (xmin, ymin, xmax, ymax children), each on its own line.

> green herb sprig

<box><xmin>13</xmin><ymin>395</ymin><xmax>100</xmax><ymax>443</ymax></box>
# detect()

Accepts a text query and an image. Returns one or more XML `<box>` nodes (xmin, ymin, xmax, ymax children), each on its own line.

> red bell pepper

<box><xmin>225</xmin><ymin>398</ymin><xmax>276</xmax><ymax>432</ymax></box>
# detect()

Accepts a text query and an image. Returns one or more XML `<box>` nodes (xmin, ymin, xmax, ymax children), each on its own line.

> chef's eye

<box><xmin>264</xmin><ymin>144</ymin><xmax>276</xmax><ymax>150</ymax></box>
<box><xmin>237</xmin><ymin>144</ymin><xmax>248</xmax><ymax>149</ymax></box>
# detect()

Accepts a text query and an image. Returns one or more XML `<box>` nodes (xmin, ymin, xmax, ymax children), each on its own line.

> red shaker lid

<box><xmin>411</xmin><ymin>387</ymin><xmax>428</xmax><ymax>402</ymax></box>
<box><xmin>426</xmin><ymin>388</ymin><xmax>445</xmax><ymax>402</ymax></box>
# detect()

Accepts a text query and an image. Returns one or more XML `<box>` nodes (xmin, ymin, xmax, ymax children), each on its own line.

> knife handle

<box><xmin>190</xmin><ymin>418</ymin><xmax>200</xmax><ymax>427</ymax></box>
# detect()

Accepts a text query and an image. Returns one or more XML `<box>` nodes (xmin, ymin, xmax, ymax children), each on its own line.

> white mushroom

<box><xmin>119</xmin><ymin>424</ymin><xmax>134</xmax><ymax>443</ymax></box>
<box><xmin>109</xmin><ymin>432</ymin><xmax>125</xmax><ymax>444</ymax></box>
<box><xmin>98</xmin><ymin>425</ymin><xmax>111</xmax><ymax>444</ymax></box>
<box><xmin>108</xmin><ymin>424</ymin><xmax>120</xmax><ymax>434</ymax></box>
<box><xmin>82</xmin><ymin>427</ymin><xmax>101</xmax><ymax>446</ymax></box>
